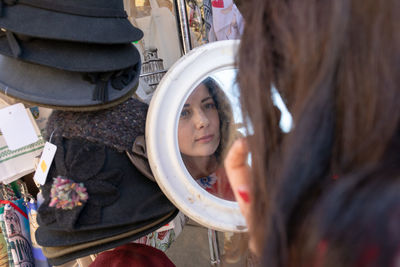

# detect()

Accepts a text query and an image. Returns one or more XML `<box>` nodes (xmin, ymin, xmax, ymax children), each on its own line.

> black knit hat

<box><xmin>0</xmin><ymin>0</ymin><xmax>143</xmax><ymax>44</ymax></box>
<box><xmin>35</xmin><ymin>98</ymin><xmax>177</xmax><ymax>250</ymax></box>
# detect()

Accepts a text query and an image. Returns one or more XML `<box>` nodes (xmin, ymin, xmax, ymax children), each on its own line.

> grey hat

<box><xmin>0</xmin><ymin>31</ymin><xmax>141</xmax><ymax>72</ymax></box>
<box><xmin>0</xmin><ymin>53</ymin><xmax>140</xmax><ymax>111</ymax></box>
<box><xmin>0</xmin><ymin>0</ymin><xmax>143</xmax><ymax>44</ymax></box>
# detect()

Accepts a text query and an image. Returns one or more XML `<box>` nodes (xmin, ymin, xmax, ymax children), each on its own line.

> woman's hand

<box><xmin>224</xmin><ymin>138</ymin><xmax>252</xmax><ymax>230</ymax></box>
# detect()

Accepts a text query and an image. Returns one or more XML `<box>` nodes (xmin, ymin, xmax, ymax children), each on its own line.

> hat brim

<box><xmin>0</xmin><ymin>54</ymin><xmax>140</xmax><ymax>111</ymax></box>
<box><xmin>0</xmin><ymin>35</ymin><xmax>141</xmax><ymax>72</ymax></box>
<box><xmin>36</xmin><ymin>210</ymin><xmax>178</xmax><ymax>247</ymax></box>
<box><xmin>44</xmin><ymin>210</ymin><xmax>178</xmax><ymax>266</ymax></box>
<box><xmin>1</xmin><ymin>5</ymin><xmax>143</xmax><ymax>44</ymax></box>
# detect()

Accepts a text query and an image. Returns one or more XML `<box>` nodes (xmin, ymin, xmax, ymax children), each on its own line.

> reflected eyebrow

<box><xmin>201</xmin><ymin>97</ymin><xmax>213</xmax><ymax>103</ymax></box>
<box><xmin>184</xmin><ymin>104</ymin><xmax>190</xmax><ymax>107</ymax></box>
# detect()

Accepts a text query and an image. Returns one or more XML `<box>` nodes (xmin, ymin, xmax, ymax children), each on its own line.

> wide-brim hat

<box><xmin>39</xmin><ymin>211</ymin><xmax>176</xmax><ymax>258</ymax></box>
<box><xmin>36</xmin><ymin>98</ymin><xmax>177</xmax><ymax>232</ymax></box>
<box><xmin>36</xmin><ymin>209</ymin><xmax>176</xmax><ymax>247</ymax></box>
<box><xmin>42</xmin><ymin>216</ymin><xmax>177</xmax><ymax>266</ymax></box>
<box><xmin>0</xmin><ymin>0</ymin><xmax>143</xmax><ymax>44</ymax></box>
<box><xmin>0</xmin><ymin>54</ymin><xmax>140</xmax><ymax>111</ymax></box>
<box><xmin>0</xmin><ymin>31</ymin><xmax>141</xmax><ymax>72</ymax></box>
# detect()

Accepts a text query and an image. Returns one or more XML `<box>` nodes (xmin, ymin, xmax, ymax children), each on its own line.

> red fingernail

<box><xmin>238</xmin><ymin>188</ymin><xmax>250</xmax><ymax>203</ymax></box>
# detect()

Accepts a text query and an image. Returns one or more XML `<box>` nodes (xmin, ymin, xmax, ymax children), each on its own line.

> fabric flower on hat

<box><xmin>38</xmin><ymin>137</ymin><xmax>123</xmax><ymax>231</ymax></box>
<box><xmin>49</xmin><ymin>176</ymin><xmax>89</xmax><ymax>210</ymax></box>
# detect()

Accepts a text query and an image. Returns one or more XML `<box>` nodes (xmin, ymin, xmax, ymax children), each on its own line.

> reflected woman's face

<box><xmin>178</xmin><ymin>84</ymin><xmax>220</xmax><ymax>157</ymax></box>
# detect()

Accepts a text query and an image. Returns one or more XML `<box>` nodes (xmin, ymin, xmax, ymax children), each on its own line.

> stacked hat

<box><xmin>34</xmin><ymin>98</ymin><xmax>178</xmax><ymax>265</ymax></box>
<box><xmin>0</xmin><ymin>0</ymin><xmax>143</xmax><ymax>110</ymax></box>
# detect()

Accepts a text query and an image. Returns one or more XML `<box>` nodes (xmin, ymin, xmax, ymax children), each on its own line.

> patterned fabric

<box><xmin>0</xmin><ymin>208</ymin><xmax>14</xmax><ymax>267</ymax></box>
<box><xmin>4</xmin><ymin>200</ymin><xmax>34</xmax><ymax>267</ymax></box>
<box><xmin>27</xmin><ymin>200</ymin><xmax>51</xmax><ymax>267</ymax></box>
<box><xmin>0</xmin><ymin>182</ymin><xmax>19</xmax><ymax>201</ymax></box>
<box><xmin>0</xmin><ymin>218</ymin><xmax>9</xmax><ymax>267</ymax></box>
<box><xmin>0</xmin><ymin>103</ymin><xmax>45</xmax><ymax>184</ymax></box>
<box><xmin>134</xmin><ymin>212</ymin><xmax>186</xmax><ymax>252</ymax></box>
<box><xmin>196</xmin><ymin>167</ymin><xmax>235</xmax><ymax>201</ymax></box>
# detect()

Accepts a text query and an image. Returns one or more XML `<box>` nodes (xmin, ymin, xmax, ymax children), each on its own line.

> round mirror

<box><xmin>146</xmin><ymin>40</ymin><xmax>247</xmax><ymax>232</ymax></box>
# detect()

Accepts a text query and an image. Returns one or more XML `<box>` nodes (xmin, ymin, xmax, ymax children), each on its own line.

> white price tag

<box><xmin>0</xmin><ymin>103</ymin><xmax>38</xmax><ymax>150</ymax></box>
<box><xmin>33</xmin><ymin>142</ymin><xmax>57</xmax><ymax>185</ymax></box>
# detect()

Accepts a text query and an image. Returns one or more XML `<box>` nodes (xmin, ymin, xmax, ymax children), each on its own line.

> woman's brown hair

<box><xmin>237</xmin><ymin>0</ymin><xmax>400</xmax><ymax>265</ymax></box>
<box><xmin>203</xmin><ymin>77</ymin><xmax>235</xmax><ymax>165</ymax></box>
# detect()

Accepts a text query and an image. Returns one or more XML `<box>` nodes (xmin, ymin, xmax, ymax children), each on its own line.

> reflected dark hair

<box><xmin>202</xmin><ymin>77</ymin><xmax>234</xmax><ymax>164</ymax></box>
<box><xmin>237</xmin><ymin>0</ymin><xmax>400</xmax><ymax>266</ymax></box>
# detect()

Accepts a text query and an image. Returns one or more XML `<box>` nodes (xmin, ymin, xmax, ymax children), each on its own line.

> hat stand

<box><xmin>173</xmin><ymin>0</ymin><xmax>221</xmax><ymax>266</ymax></box>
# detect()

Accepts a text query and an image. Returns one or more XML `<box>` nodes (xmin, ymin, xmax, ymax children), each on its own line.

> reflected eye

<box><xmin>180</xmin><ymin>109</ymin><xmax>191</xmax><ymax>118</ymax></box>
<box><xmin>204</xmin><ymin>102</ymin><xmax>216</xmax><ymax>109</ymax></box>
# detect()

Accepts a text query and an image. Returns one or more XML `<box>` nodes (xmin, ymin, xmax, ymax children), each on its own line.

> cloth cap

<box><xmin>89</xmin><ymin>243</ymin><xmax>176</xmax><ymax>267</ymax></box>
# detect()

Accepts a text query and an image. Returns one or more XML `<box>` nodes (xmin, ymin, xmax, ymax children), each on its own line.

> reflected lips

<box><xmin>196</xmin><ymin>135</ymin><xmax>214</xmax><ymax>143</ymax></box>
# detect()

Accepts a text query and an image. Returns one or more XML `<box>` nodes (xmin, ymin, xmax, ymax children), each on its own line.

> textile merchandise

<box><xmin>3</xmin><ymin>200</ymin><xmax>34</xmax><ymax>267</ymax></box>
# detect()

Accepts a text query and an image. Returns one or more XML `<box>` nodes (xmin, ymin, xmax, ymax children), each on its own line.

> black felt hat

<box><xmin>44</xmin><ymin>231</ymin><xmax>179</xmax><ymax>266</ymax></box>
<box><xmin>0</xmin><ymin>53</ymin><xmax>140</xmax><ymax>111</ymax></box>
<box><xmin>0</xmin><ymin>0</ymin><xmax>143</xmax><ymax>44</ymax></box>
<box><xmin>0</xmin><ymin>30</ymin><xmax>141</xmax><ymax>72</ymax></box>
<box><xmin>39</xmin><ymin>211</ymin><xmax>178</xmax><ymax>266</ymax></box>
<box><xmin>35</xmin><ymin>98</ymin><xmax>178</xmax><ymax>255</ymax></box>
<box><xmin>36</xmin><ymin>98</ymin><xmax>177</xmax><ymax>232</ymax></box>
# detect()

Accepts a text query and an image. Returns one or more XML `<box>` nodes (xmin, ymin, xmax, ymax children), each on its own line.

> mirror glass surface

<box><xmin>177</xmin><ymin>69</ymin><xmax>243</xmax><ymax>201</ymax></box>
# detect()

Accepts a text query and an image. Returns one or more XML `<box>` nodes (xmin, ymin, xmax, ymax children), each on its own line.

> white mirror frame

<box><xmin>146</xmin><ymin>40</ymin><xmax>247</xmax><ymax>232</ymax></box>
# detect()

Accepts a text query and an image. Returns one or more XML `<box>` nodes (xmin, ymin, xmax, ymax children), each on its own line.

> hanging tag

<box><xmin>0</xmin><ymin>103</ymin><xmax>38</xmax><ymax>150</ymax></box>
<box><xmin>33</xmin><ymin>142</ymin><xmax>57</xmax><ymax>185</ymax></box>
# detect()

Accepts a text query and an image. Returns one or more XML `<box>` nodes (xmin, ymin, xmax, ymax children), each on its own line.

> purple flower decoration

<box><xmin>38</xmin><ymin>138</ymin><xmax>123</xmax><ymax>231</ymax></box>
<box><xmin>49</xmin><ymin>176</ymin><xmax>88</xmax><ymax>210</ymax></box>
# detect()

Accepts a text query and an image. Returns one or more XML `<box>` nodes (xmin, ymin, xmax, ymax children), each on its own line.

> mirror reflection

<box><xmin>178</xmin><ymin>70</ymin><xmax>241</xmax><ymax>201</ymax></box>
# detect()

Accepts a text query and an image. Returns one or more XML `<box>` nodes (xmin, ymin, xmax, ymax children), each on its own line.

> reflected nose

<box><xmin>194</xmin><ymin>110</ymin><xmax>210</xmax><ymax>129</ymax></box>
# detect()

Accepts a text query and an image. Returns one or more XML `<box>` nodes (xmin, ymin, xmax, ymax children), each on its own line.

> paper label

<box><xmin>0</xmin><ymin>103</ymin><xmax>38</xmax><ymax>150</ymax></box>
<box><xmin>33</xmin><ymin>142</ymin><xmax>57</xmax><ymax>185</ymax></box>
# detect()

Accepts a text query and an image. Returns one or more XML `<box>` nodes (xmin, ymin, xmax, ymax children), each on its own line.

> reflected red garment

<box><xmin>196</xmin><ymin>167</ymin><xmax>235</xmax><ymax>201</ymax></box>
